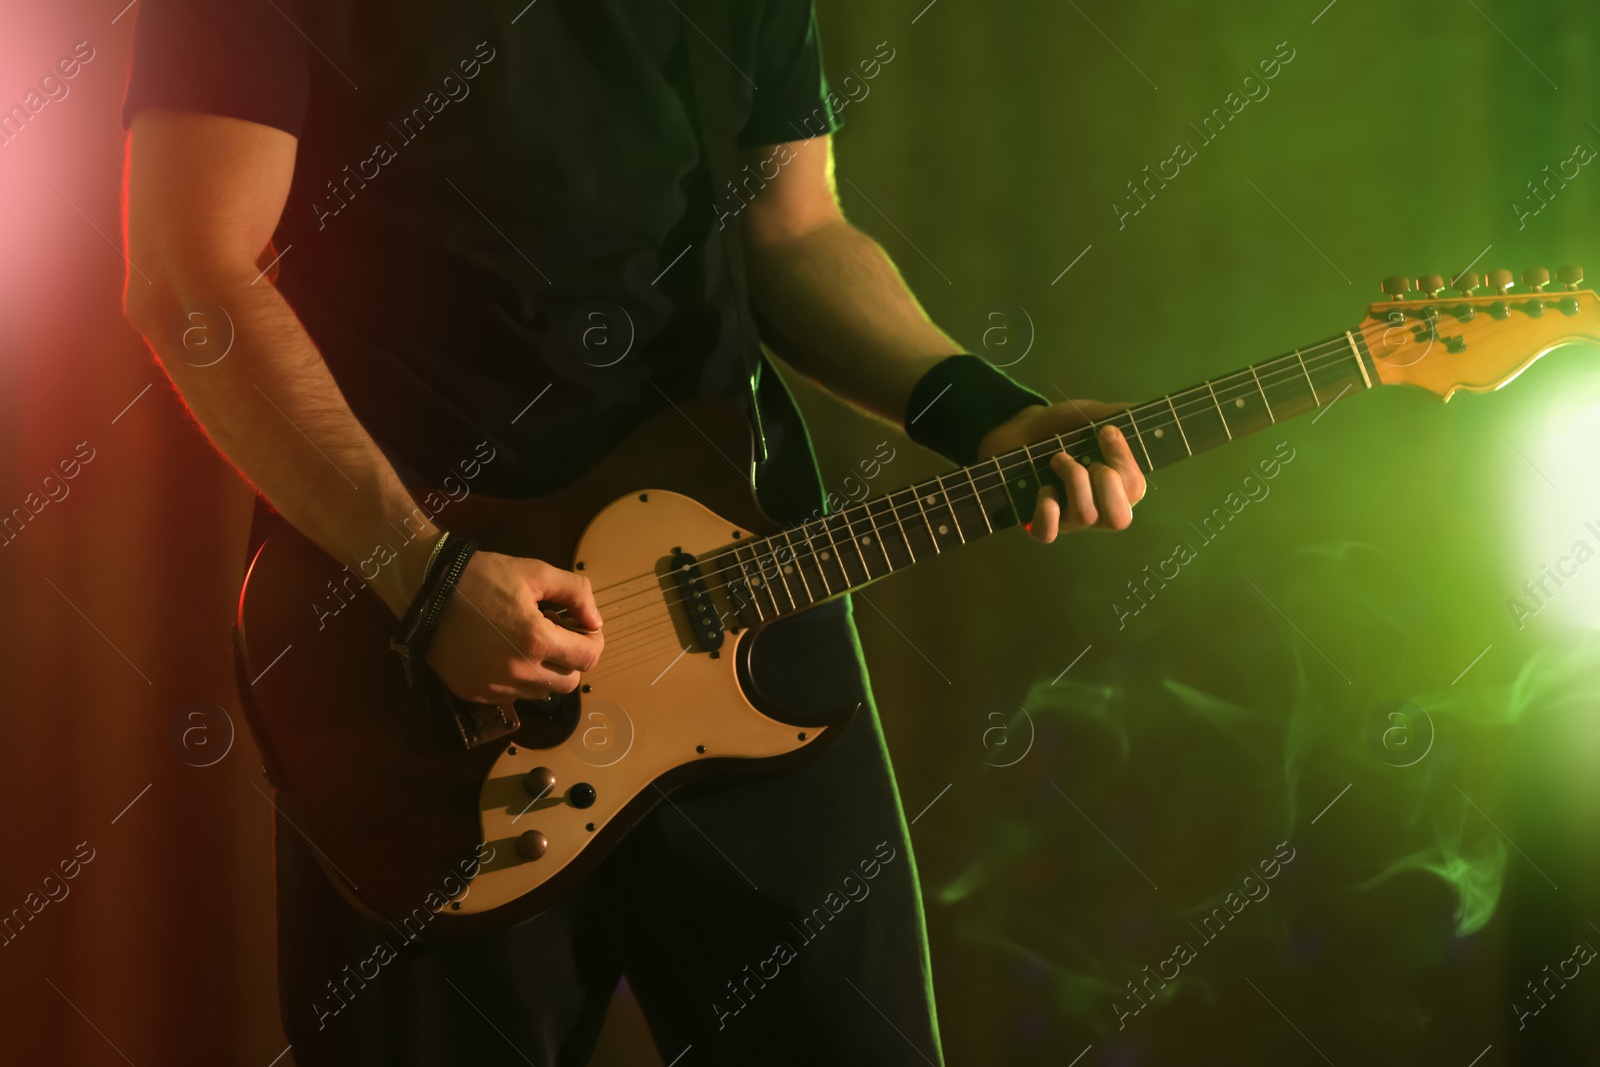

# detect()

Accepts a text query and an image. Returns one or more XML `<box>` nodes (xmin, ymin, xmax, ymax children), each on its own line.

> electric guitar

<box><xmin>236</xmin><ymin>265</ymin><xmax>1597</xmax><ymax>937</ymax></box>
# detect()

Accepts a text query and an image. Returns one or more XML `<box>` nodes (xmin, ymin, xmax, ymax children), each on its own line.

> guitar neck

<box><xmin>713</xmin><ymin>330</ymin><xmax>1378</xmax><ymax>625</ymax></box>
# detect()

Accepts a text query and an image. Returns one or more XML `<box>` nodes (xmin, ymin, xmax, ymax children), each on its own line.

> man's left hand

<box><xmin>976</xmin><ymin>400</ymin><xmax>1148</xmax><ymax>544</ymax></box>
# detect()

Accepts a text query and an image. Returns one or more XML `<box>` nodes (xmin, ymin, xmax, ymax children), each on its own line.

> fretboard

<box><xmin>707</xmin><ymin>331</ymin><xmax>1376</xmax><ymax>626</ymax></box>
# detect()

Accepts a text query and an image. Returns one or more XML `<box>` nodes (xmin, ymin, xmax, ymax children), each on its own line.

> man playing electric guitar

<box><xmin>120</xmin><ymin>1</ymin><xmax>1144</xmax><ymax>1063</ymax></box>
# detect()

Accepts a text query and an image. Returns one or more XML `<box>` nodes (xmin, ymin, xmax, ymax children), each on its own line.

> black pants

<box><xmin>269</xmin><ymin>594</ymin><xmax>944</xmax><ymax>1066</ymax></box>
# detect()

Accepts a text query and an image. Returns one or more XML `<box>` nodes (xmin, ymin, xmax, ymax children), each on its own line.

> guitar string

<box><xmin>498</xmin><ymin>298</ymin><xmax>1568</xmax><ymax>672</ymax></box>
<box><xmin>581</xmin><ymin>332</ymin><xmax>1370</xmax><ymax>653</ymax></box>
<box><xmin>582</xmin><ymin>329</ymin><xmax>1372</xmax><ymax>639</ymax></box>
<box><xmin>601</xmin><ymin>295</ymin><xmax>1577</xmax><ymax>619</ymax></box>
<box><xmin>547</xmin><ymin>349</ymin><xmax>1371</xmax><ymax>673</ymax></box>
<box><xmin>590</xmin><ymin>331</ymin><xmax>1366</xmax><ymax>621</ymax></box>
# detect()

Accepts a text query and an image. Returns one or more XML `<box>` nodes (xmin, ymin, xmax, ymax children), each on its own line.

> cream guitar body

<box><xmin>238</xmin><ymin>401</ymin><xmax>852</xmax><ymax>937</ymax></box>
<box><xmin>465</xmin><ymin>487</ymin><xmax>836</xmax><ymax>916</ymax></box>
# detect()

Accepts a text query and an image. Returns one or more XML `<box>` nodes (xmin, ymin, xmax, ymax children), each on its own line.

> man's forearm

<box><xmin>746</xmin><ymin>218</ymin><xmax>958</xmax><ymax>425</ymax></box>
<box><xmin>128</xmin><ymin>266</ymin><xmax>438</xmax><ymax>616</ymax></box>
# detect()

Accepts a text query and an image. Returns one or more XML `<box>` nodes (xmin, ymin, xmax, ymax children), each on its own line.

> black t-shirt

<box><xmin>122</xmin><ymin>0</ymin><xmax>838</xmax><ymax>512</ymax></box>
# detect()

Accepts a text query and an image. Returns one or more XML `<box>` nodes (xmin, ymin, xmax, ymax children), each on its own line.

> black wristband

<box><xmin>390</xmin><ymin>534</ymin><xmax>478</xmax><ymax>686</ymax></box>
<box><xmin>905</xmin><ymin>354</ymin><xmax>1048</xmax><ymax>466</ymax></box>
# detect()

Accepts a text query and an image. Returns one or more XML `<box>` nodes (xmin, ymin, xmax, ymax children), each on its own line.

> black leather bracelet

<box><xmin>390</xmin><ymin>534</ymin><xmax>478</xmax><ymax>686</ymax></box>
<box><xmin>905</xmin><ymin>354</ymin><xmax>1048</xmax><ymax>466</ymax></box>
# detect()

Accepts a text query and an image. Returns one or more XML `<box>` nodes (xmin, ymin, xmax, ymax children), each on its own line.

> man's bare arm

<box><xmin>742</xmin><ymin>135</ymin><xmax>1145</xmax><ymax>541</ymax></box>
<box><xmin>123</xmin><ymin>109</ymin><xmax>439</xmax><ymax>614</ymax></box>
<box><xmin>123</xmin><ymin>110</ymin><xmax>601</xmax><ymax>701</ymax></box>
<box><xmin>740</xmin><ymin>136</ymin><xmax>956</xmax><ymax>424</ymax></box>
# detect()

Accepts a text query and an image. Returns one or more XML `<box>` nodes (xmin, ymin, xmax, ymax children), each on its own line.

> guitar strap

<box><xmin>681</xmin><ymin>0</ymin><xmax>769</xmax><ymax>464</ymax></box>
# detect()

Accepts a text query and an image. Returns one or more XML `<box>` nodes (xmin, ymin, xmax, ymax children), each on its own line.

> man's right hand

<box><xmin>424</xmin><ymin>552</ymin><xmax>605</xmax><ymax>705</ymax></box>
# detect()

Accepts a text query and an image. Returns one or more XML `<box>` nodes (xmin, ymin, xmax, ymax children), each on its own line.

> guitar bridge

<box><xmin>412</xmin><ymin>670</ymin><xmax>525</xmax><ymax>751</ymax></box>
<box><xmin>450</xmin><ymin>699</ymin><xmax>522</xmax><ymax>750</ymax></box>
<box><xmin>669</xmin><ymin>550</ymin><xmax>724</xmax><ymax>653</ymax></box>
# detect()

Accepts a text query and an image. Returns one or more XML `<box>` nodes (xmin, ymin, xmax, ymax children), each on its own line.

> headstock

<box><xmin>1360</xmin><ymin>264</ymin><xmax>1600</xmax><ymax>400</ymax></box>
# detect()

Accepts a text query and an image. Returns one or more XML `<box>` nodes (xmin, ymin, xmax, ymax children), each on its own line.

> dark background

<box><xmin>3</xmin><ymin>1</ymin><xmax>1600</xmax><ymax>1063</ymax></box>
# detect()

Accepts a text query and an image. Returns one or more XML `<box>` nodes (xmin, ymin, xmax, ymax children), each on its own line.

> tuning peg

<box><xmin>1557</xmin><ymin>264</ymin><xmax>1585</xmax><ymax>290</ymax></box>
<box><xmin>1522</xmin><ymin>267</ymin><xmax>1551</xmax><ymax>293</ymax></box>
<box><xmin>1380</xmin><ymin>275</ymin><xmax>1413</xmax><ymax>300</ymax></box>
<box><xmin>1415</xmin><ymin>274</ymin><xmax>1446</xmax><ymax>298</ymax></box>
<box><xmin>1486</xmin><ymin>268</ymin><xmax>1515</xmax><ymax>294</ymax></box>
<box><xmin>1452</xmin><ymin>271</ymin><xmax>1481</xmax><ymax>296</ymax></box>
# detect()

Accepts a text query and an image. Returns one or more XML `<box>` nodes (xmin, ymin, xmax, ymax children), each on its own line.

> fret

<box><xmin>694</xmin><ymin>332</ymin><xmax>1393</xmax><ymax>626</ymax></box>
<box><xmin>992</xmin><ymin>453</ymin><xmax>1036</xmax><ymax>525</ymax></box>
<box><xmin>1293</xmin><ymin>348</ymin><xmax>1320</xmax><ymax>404</ymax></box>
<box><xmin>967</xmin><ymin>454</ymin><xmax>1030</xmax><ymax>534</ymax></box>
<box><xmin>863</xmin><ymin>496</ymin><xmax>905</xmax><ymax>571</ymax></box>
<box><xmin>1043</xmin><ymin>437</ymin><xmax>1078</xmax><ymax>509</ymax></box>
<box><xmin>783</xmin><ymin>527</ymin><xmax>823</xmax><ymax>602</ymax></box>
<box><xmin>1261</xmin><ymin>352</ymin><xmax>1321</xmax><ymax>421</ymax></box>
<box><xmin>710</xmin><ymin>550</ymin><xmax>740</xmax><ymax>622</ymax></box>
<box><xmin>819</xmin><ymin>509</ymin><xmax>860</xmax><ymax>585</ymax></box>
<box><xmin>1162</xmin><ymin>394</ymin><xmax>1194</xmax><ymax>456</ymax></box>
<box><xmin>1247</xmin><ymin>364</ymin><xmax>1277</xmax><ymax>422</ymax></box>
<box><xmin>1057</xmin><ymin>429</ymin><xmax>1089</xmax><ymax>464</ymax></box>
<box><xmin>928</xmin><ymin>479</ymin><xmax>968</xmax><ymax>545</ymax></box>
<box><xmin>1205</xmin><ymin>380</ymin><xmax>1233</xmax><ymax>440</ymax></box>
<box><xmin>992</xmin><ymin>447</ymin><xmax>1030</xmax><ymax>524</ymax></box>
<box><xmin>825</xmin><ymin>510</ymin><xmax>872</xmax><ymax>588</ymax></box>
<box><xmin>1305</xmin><ymin>341</ymin><xmax>1368</xmax><ymax>418</ymax></box>
<box><xmin>724</xmin><ymin>543</ymin><xmax>769</xmax><ymax>624</ymax></box>
<box><xmin>903</xmin><ymin>487</ymin><xmax>944</xmax><ymax>557</ymax></box>
<box><xmin>763</xmin><ymin>533</ymin><xmax>800</xmax><ymax>611</ymax></box>
<box><xmin>1210</xmin><ymin>369</ymin><xmax>1275</xmax><ymax>440</ymax></box>
<box><xmin>1119</xmin><ymin>408</ymin><xmax>1157</xmax><ymax>472</ymax></box>
<box><xmin>751</xmin><ymin>542</ymin><xmax>783</xmax><ymax>617</ymax></box>
<box><xmin>851</xmin><ymin>506</ymin><xmax>881</xmax><ymax>581</ymax></box>
<box><xmin>800</xmin><ymin>518</ymin><xmax>833</xmax><ymax>593</ymax></box>
<box><xmin>805</xmin><ymin>524</ymin><xmax>835</xmax><ymax>597</ymax></box>
<box><xmin>805</xmin><ymin>516</ymin><xmax>852</xmax><ymax>592</ymax></box>
<box><xmin>937</xmin><ymin>472</ymin><xmax>984</xmax><ymax>542</ymax></box>
<box><xmin>961</xmin><ymin>467</ymin><xmax>996</xmax><ymax>535</ymax></box>
<box><xmin>908</xmin><ymin>487</ymin><xmax>944</xmax><ymax>555</ymax></box>
<box><xmin>1132</xmin><ymin>399</ymin><xmax>1189</xmax><ymax>469</ymax></box>
<box><xmin>1173</xmin><ymin>384</ymin><xmax>1230</xmax><ymax>453</ymax></box>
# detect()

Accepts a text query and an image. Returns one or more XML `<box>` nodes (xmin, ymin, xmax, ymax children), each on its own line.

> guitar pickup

<box><xmin>669</xmin><ymin>550</ymin><xmax>724</xmax><ymax>653</ymax></box>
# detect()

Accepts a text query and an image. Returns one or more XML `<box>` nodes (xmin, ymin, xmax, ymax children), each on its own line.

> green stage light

<box><xmin>1513</xmin><ymin>370</ymin><xmax>1600</xmax><ymax>631</ymax></box>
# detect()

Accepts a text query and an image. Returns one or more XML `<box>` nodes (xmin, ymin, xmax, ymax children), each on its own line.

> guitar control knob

<box><xmin>524</xmin><ymin>766</ymin><xmax>557</xmax><ymax>799</ymax></box>
<box><xmin>516</xmin><ymin>830</ymin><xmax>548</xmax><ymax>861</ymax></box>
<box><xmin>1380</xmin><ymin>275</ymin><xmax>1412</xmax><ymax>299</ymax></box>
<box><xmin>1557</xmin><ymin>264</ymin><xmax>1585</xmax><ymax>290</ymax></box>
<box><xmin>1415</xmin><ymin>274</ymin><xmax>1445</xmax><ymax>298</ymax></box>
<box><xmin>569</xmin><ymin>782</ymin><xmax>597</xmax><ymax>809</ymax></box>
<box><xmin>1452</xmin><ymin>271</ymin><xmax>1481</xmax><ymax>296</ymax></box>
<box><xmin>1522</xmin><ymin>266</ymin><xmax>1551</xmax><ymax>293</ymax></box>
<box><xmin>1486</xmin><ymin>268</ymin><xmax>1515</xmax><ymax>294</ymax></box>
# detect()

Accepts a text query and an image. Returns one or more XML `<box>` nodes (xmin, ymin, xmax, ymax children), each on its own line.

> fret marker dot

<box><xmin>820</xmin><ymin>550</ymin><xmax>832</xmax><ymax>561</ymax></box>
<box><xmin>783</xmin><ymin>565</ymin><xmax>794</xmax><ymax>575</ymax></box>
<box><xmin>862</xmin><ymin>535</ymin><xmax>873</xmax><ymax>545</ymax></box>
<box><xmin>938</xmin><ymin>524</ymin><xmax>949</xmax><ymax>535</ymax></box>
<box><xmin>925</xmin><ymin>494</ymin><xmax>936</xmax><ymax>505</ymax></box>
<box><xmin>1235</xmin><ymin>398</ymin><xmax>1245</xmax><ymax>408</ymax></box>
<box><xmin>1154</xmin><ymin>428</ymin><xmax>1165</xmax><ymax>438</ymax></box>
<box><xmin>751</xmin><ymin>577</ymin><xmax>763</xmax><ymax>587</ymax></box>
